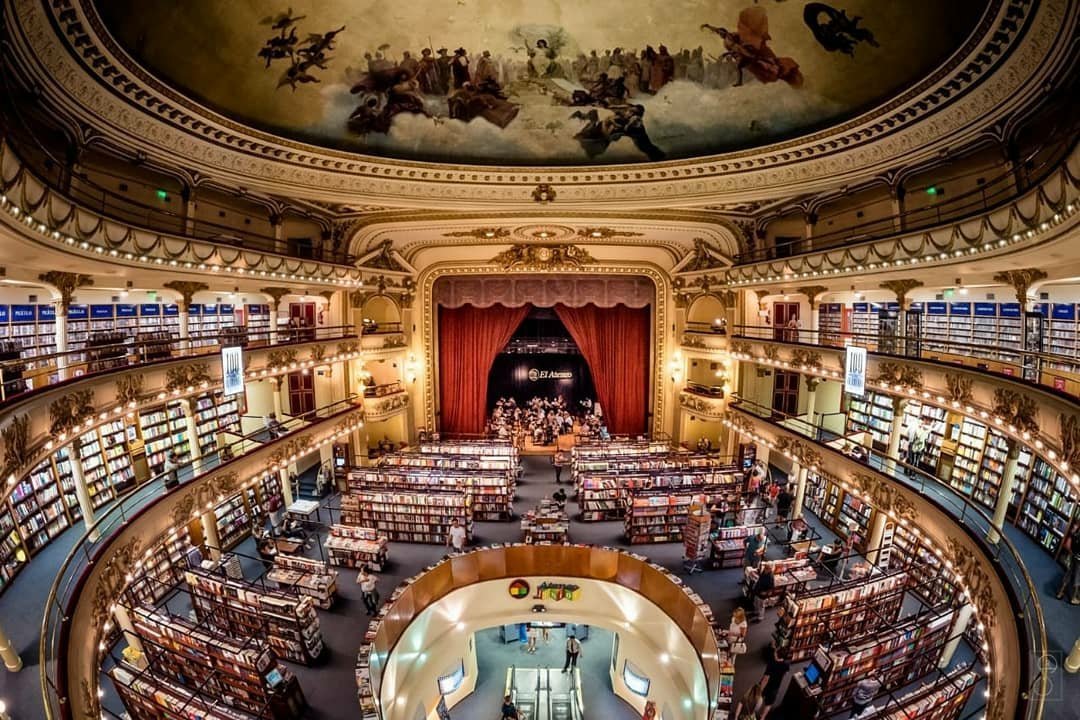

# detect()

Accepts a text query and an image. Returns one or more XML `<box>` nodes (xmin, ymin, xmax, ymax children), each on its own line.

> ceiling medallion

<box><xmin>491</xmin><ymin>244</ymin><xmax>596</xmax><ymax>271</ymax></box>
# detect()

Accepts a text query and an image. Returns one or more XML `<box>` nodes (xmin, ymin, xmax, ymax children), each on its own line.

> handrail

<box><xmin>727</xmin><ymin>395</ymin><xmax>1047</xmax><ymax>720</ymax></box>
<box><xmin>732</xmin><ymin>123</ymin><xmax>1078</xmax><ymax>265</ymax></box>
<box><xmin>0</xmin><ymin>324</ymin><xmax>357</xmax><ymax>405</ymax></box>
<box><xmin>38</xmin><ymin>395</ymin><xmax>361</xmax><ymax>720</ymax></box>
<box><xmin>726</xmin><ymin>323</ymin><xmax>1080</xmax><ymax>398</ymax></box>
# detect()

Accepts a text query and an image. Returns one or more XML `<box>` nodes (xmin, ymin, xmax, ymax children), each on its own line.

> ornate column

<box><xmin>164</xmin><ymin>281</ymin><xmax>209</xmax><ymax>352</ymax></box>
<box><xmin>890</xmin><ymin>185</ymin><xmax>907</xmax><ymax>232</ymax></box>
<box><xmin>988</xmin><ymin>438</ymin><xmax>1022</xmax><ymax>545</ymax></box>
<box><xmin>280</xmin><ymin>468</ymin><xmax>295</xmax><ymax>506</ymax></box>
<box><xmin>70</xmin><ymin>442</ymin><xmax>97</xmax><ymax>540</ymax></box>
<box><xmin>803</xmin><ymin>210</ymin><xmax>817</xmax><ymax>244</ymax></box>
<box><xmin>803</xmin><ymin>375</ymin><xmax>820</xmax><ymax>426</ymax></box>
<box><xmin>864</xmin><ymin>510</ymin><xmax>890</xmax><ymax>567</ymax></box>
<box><xmin>886</xmin><ymin>396</ymin><xmax>908</xmax><ymax>473</ymax></box>
<box><xmin>260</xmin><ymin>287</ymin><xmax>292</xmax><ymax>345</ymax></box>
<box><xmin>270</xmin><ymin>213</ymin><xmax>286</xmax><ymax>254</ymax></box>
<box><xmin>796</xmin><ymin>285</ymin><xmax>828</xmax><ymax>338</ymax></box>
<box><xmin>38</xmin><ymin>272</ymin><xmax>93</xmax><ymax>381</ymax></box>
<box><xmin>879</xmin><ymin>279</ymin><xmax>923</xmax><ymax>355</ymax></box>
<box><xmin>113</xmin><ymin>604</ymin><xmax>146</xmax><ymax>665</ymax></box>
<box><xmin>177</xmin><ymin>398</ymin><xmax>203</xmax><ymax>474</ymax></box>
<box><xmin>994</xmin><ymin>269</ymin><xmax>1048</xmax><ymax>381</ymax></box>
<box><xmin>0</xmin><ymin>621</ymin><xmax>22</xmax><ymax>672</ymax></box>
<box><xmin>201</xmin><ymin>510</ymin><xmax>222</xmax><ymax>560</ymax></box>
<box><xmin>269</xmin><ymin>377</ymin><xmax>285</xmax><ymax>418</ymax></box>
<box><xmin>938</xmin><ymin>603</ymin><xmax>975</xmax><ymax>668</ymax></box>
<box><xmin>181</xmin><ymin>184</ymin><xmax>197</xmax><ymax>235</ymax></box>
<box><xmin>1066</xmin><ymin>637</ymin><xmax>1080</xmax><ymax>673</ymax></box>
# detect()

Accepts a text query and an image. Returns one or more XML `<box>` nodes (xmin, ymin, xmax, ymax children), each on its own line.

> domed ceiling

<box><xmin>94</xmin><ymin>0</ymin><xmax>988</xmax><ymax>167</ymax></box>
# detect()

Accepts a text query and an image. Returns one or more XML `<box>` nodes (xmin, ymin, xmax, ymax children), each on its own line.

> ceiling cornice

<box><xmin>4</xmin><ymin>0</ymin><xmax>1075</xmax><ymax>209</ymax></box>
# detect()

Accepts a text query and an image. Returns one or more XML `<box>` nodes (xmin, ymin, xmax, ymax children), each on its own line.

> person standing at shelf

<box><xmin>562</xmin><ymin>634</ymin><xmax>582</xmax><ymax>673</ymax></box>
<box><xmin>552</xmin><ymin>487</ymin><xmax>567</xmax><ymax>509</ymax></box>
<box><xmin>357</xmin><ymin>566</ymin><xmax>380</xmax><ymax>616</ymax></box>
<box><xmin>850</xmin><ymin>676</ymin><xmax>883</xmax><ymax>716</ymax></box>
<box><xmin>727</xmin><ymin>606</ymin><xmax>748</xmax><ymax>652</ymax></box>
<box><xmin>163</xmin><ymin>451</ymin><xmax>180</xmax><ymax>489</ymax></box>
<box><xmin>757</xmin><ymin>645</ymin><xmax>790</xmax><ymax>719</ymax></box>
<box><xmin>447</xmin><ymin>517</ymin><xmax>468</xmax><ymax>555</ymax></box>
<box><xmin>775</xmin><ymin>484</ymin><xmax>794</xmax><ymax>523</ymax></box>
<box><xmin>749</xmin><ymin>564</ymin><xmax>775</xmax><ymax>623</ymax></box>
<box><xmin>1056</xmin><ymin>526</ymin><xmax>1080</xmax><ymax>605</ymax></box>
<box><xmin>733</xmin><ymin>682</ymin><xmax>764</xmax><ymax>720</ymax></box>
<box><xmin>744</xmin><ymin>526</ymin><xmax>767</xmax><ymax>569</ymax></box>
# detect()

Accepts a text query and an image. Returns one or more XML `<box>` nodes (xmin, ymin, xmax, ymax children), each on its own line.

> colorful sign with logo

<box><xmin>221</xmin><ymin>346</ymin><xmax>245</xmax><ymax>397</ymax></box>
<box><xmin>533</xmin><ymin>582</ymin><xmax>580</xmax><ymax>601</ymax></box>
<box><xmin>844</xmin><ymin>346</ymin><xmax>867</xmax><ymax>397</ymax></box>
<box><xmin>508</xmin><ymin>579</ymin><xmax>531</xmax><ymax>599</ymax></box>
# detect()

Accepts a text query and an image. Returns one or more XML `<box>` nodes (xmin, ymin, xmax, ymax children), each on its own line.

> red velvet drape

<box><xmin>554</xmin><ymin>304</ymin><xmax>649</xmax><ymax>435</ymax></box>
<box><xmin>438</xmin><ymin>304</ymin><xmax>530</xmax><ymax>436</ymax></box>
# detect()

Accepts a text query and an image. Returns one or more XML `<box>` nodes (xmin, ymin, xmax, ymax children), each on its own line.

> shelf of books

<box><xmin>267</xmin><ymin>555</ymin><xmax>339</xmax><ymax>609</ymax></box>
<box><xmin>324</xmin><ymin>525</ymin><xmax>389</xmax><ymax>570</ymax></box>
<box><xmin>124</xmin><ymin>526</ymin><xmax>193</xmax><ymax>606</ymax></box>
<box><xmin>846</xmin><ymin>391</ymin><xmax>894</xmax><ymax>450</ymax></box>
<box><xmin>711</xmin><ymin>524</ymin><xmax>766</xmax><ymax>568</ymax></box>
<box><xmin>417</xmin><ymin>440</ymin><xmax>520</xmax><ymax>462</ymax></box>
<box><xmin>889</xmin><ymin>524</ymin><xmax>958</xmax><ymax>609</ymax></box>
<box><xmin>921</xmin><ymin>302</ymin><xmax>950</xmax><ymax>353</ymax></box>
<box><xmin>947</xmin><ymin>419</ymin><xmax>986</xmax><ymax>498</ymax></box>
<box><xmin>803</xmin><ymin>472</ymin><xmax>869</xmax><ymax>547</ymax></box>
<box><xmin>0</xmin><ymin>504</ymin><xmax>26</xmax><ymax>594</ymax></box>
<box><xmin>624</xmin><ymin>490</ymin><xmax>723</xmax><ymax>544</ymax></box>
<box><xmin>189</xmin><ymin>304</ymin><xmax>237</xmax><ymax>348</ymax></box>
<box><xmin>118</xmin><ymin>603</ymin><xmax>306</xmax><ymax>719</ymax></box>
<box><xmin>215</xmin><ymin>493</ymin><xmax>252</xmax><ymax>551</ymax></box>
<box><xmin>1048</xmin><ymin>303</ymin><xmax>1079</xmax><ymax>358</ymax></box>
<box><xmin>1017</xmin><ymin>457</ymin><xmax>1076</xmax><ymax>557</ymax></box>
<box><xmin>810</xmin><ymin>607</ymin><xmax>955</xmax><ymax>715</ymax></box>
<box><xmin>579</xmin><ymin>467</ymin><xmax>740</xmax><ymax>522</ymax></box>
<box><xmin>348</xmin><ymin>467</ymin><xmax>513</xmax><ymax>520</ymax></box>
<box><xmin>185</xmin><ymin>564</ymin><xmax>325</xmax><ymax>665</ymax></box>
<box><xmin>193</xmin><ymin>390</ymin><xmax>244</xmax><ymax>456</ymax></box>
<box><xmin>804</xmin><ymin>471</ymin><xmax>828</xmax><ymax>518</ymax></box>
<box><xmin>817</xmin><ymin>303</ymin><xmax>845</xmax><ymax>346</ymax></box>
<box><xmin>1007</xmin><ymin>445</ymin><xmax>1035</xmax><ymax>519</ymax></box>
<box><xmin>873</xmin><ymin>667</ymin><xmax>977</xmax><ymax>720</ymax></box>
<box><xmin>571</xmin><ymin>440</ymin><xmax>671</xmax><ymax>464</ymax></box>
<box><xmin>850</xmin><ymin>302</ymin><xmax>884</xmax><ymax>343</ymax></box>
<box><xmin>837</xmin><ymin>492</ymin><xmax>872</xmax><ymax>542</ymax></box>
<box><xmin>897</xmin><ymin>401</ymin><xmax>948</xmax><ymax>473</ymax></box>
<box><xmin>8</xmin><ymin>460</ymin><xmax>69</xmax><ymax>554</ymax></box>
<box><xmin>139</xmin><ymin>401</ymin><xmax>191</xmax><ymax>476</ymax></box>
<box><xmin>773</xmin><ymin>571</ymin><xmax>909</xmax><ymax>661</ymax></box>
<box><xmin>379</xmin><ymin>451</ymin><xmax>519</xmax><ymax>474</ymax></box>
<box><xmin>975</xmin><ymin>429</ymin><xmax>1027</xmax><ymax>511</ymax></box>
<box><xmin>246</xmin><ymin>304</ymin><xmax>272</xmax><ymax>344</ymax></box>
<box><xmin>340</xmin><ymin>490</ymin><xmax>472</xmax><ymax>544</ymax></box>
<box><xmin>743</xmin><ymin>556</ymin><xmax>816</xmax><ymax>606</ymax></box>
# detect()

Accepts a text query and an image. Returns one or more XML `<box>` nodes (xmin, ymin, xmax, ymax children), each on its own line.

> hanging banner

<box><xmin>221</xmin><ymin>345</ymin><xmax>245</xmax><ymax>397</ymax></box>
<box><xmin>844</xmin><ymin>346</ymin><xmax>867</xmax><ymax>397</ymax></box>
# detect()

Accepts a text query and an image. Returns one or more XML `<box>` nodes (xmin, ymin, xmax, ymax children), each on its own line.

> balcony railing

<box><xmin>727</xmin><ymin>396</ymin><xmax>1047</xmax><ymax>720</ymax></box>
<box><xmin>730</xmin><ymin>323</ymin><xmax>1080</xmax><ymax>398</ymax></box>
<box><xmin>0</xmin><ymin>324</ymin><xmax>357</xmax><ymax>405</ymax></box>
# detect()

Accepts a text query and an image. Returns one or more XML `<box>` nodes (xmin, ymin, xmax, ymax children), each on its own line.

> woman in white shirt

<box><xmin>526</xmin><ymin>625</ymin><xmax>539</xmax><ymax>654</ymax></box>
<box><xmin>728</xmin><ymin>607</ymin><xmax>748</xmax><ymax>653</ymax></box>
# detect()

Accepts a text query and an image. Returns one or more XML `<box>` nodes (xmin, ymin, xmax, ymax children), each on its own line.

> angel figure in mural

<box><xmin>347</xmin><ymin>66</ymin><xmax>431</xmax><ymax>134</ymax></box>
<box><xmin>571</xmin><ymin>104</ymin><xmax>665</xmax><ymax>162</ymax></box>
<box><xmin>701</xmin><ymin>6</ymin><xmax>803</xmax><ymax>87</ymax></box>
<box><xmin>803</xmin><ymin>3</ymin><xmax>879</xmax><ymax>56</ymax></box>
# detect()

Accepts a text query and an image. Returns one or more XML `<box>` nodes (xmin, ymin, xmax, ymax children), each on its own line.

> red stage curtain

<box><xmin>554</xmin><ymin>304</ymin><xmax>649</xmax><ymax>435</ymax></box>
<box><xmin>438</xmin><ymin>304</ymin><xmax>530</xmax><ymax>436</ymax></box>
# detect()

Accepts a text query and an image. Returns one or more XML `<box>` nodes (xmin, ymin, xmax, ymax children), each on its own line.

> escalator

<box><xmin>506</xmin><ymin>666</ymin><xmax>585</xmax><ymax>720</ymax></box>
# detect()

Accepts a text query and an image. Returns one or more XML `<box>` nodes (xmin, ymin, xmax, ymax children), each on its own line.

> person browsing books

<box><xmin>447</xmin><ymin>518</ymin><xmax>468</xmax><ymax>554</ymax></box>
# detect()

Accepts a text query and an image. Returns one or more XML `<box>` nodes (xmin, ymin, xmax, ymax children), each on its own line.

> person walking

<box><xmin>775</xmin><ymin>484</ymin><xmax>794</xmax><ymax>523</ymax></box>
<box><xmin>850</xmin><ymin>676</ymin><xmax>882</xmax><ymax>715</ymax></box>
<box><xmin>734</xmin><ymin>682</ymin><xmax>764</xmax><ymax>720</ymax></box>
<box><xmin>750</xmin><ymin>564</ymin><xmax>775</xmax><ymax>623</ymax></box>
<box><xmin>447</xmin><ymin>517</ymin><xmax>468</xmax><ymax>555</ymax></box>
<box><xmin>357</xmin><ymin>567</ymin><xmax>380</xmax><ymax>616</ymax></box>
<box><xmin>758</xmin><ymin>645</ymin><xmax>790</xmax><ymax>719</ymax></box>
<box><xmin>526</xmin><ymin>624</ymin><xmax>539</xmax><ymax>653</ymax></box>
<box><xmin>562</xmin><ymin>634</ymin><xmax>582</xmax><ymax>672</ymax></box>
<box><xmin>1056</xmin><ymin>526</ymin><xmax>1080</xmax><ymax>604</ymax></box>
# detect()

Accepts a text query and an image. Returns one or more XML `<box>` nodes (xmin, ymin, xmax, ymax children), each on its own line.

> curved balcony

<box><xmin>722</xmin><ymin>398</ymin><xmax>1050</xmax><ymax>720</ymax></box>
<box><xmin>0</xmin><ymin>136</ymin><xmax>364</xmax><ymax>288</ymax></box>
<box><xmin>39</xmin><ymin>396</ymin><xmax>365</xmax><ymax>720</ymax></box>
<box><xmin>683</xmin><ymin>142</ymin><xmax>1080</xmax><ymax>287</ymax></box>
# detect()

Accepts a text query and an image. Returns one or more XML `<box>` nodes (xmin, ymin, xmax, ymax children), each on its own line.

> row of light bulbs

<box><xmin>726</xmin><ymin>202</ymin><xmax>1077</xmax><ymax>286</ymax></box>
<box><xmin>729</xmin><ymin>349</ymin><xmax>1080</xmax><ymax>496</ymax></box>
<box><xmin>0</xmin><ymin>194</ymin><xmax>364</xmax><ymax>288</ymax></box>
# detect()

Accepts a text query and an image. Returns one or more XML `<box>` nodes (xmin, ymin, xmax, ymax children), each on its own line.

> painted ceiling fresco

<box><xmin>94</xmin><ymin>0</ymin><xmax>988</xmax><ymax>166</ymax></box>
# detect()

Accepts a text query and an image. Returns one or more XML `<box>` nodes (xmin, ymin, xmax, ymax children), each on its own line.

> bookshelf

<box><xmin>838</xmin><ymin>492</ymin><xmax>872</xmax><ymax>542</ymax></box>
<box><xmin>193</xmin><ymin>390</ymin><xmax>243</xmax><ymax>456</ymax></box>
<box><xmin>185</xmin><ymin>564</ymin><xmax>325</xmax><ymax>665</ymax></box>
<box><xmin>341</xmin><ymin>490</ymin><xmax>472</xmax><ymax>544</ymax></box>
<box><xmin>847</xmin><ymin>391</ymin><xmax>894</xmax><ymax>450</ymax></box>
<box><xmin>124</xmin><ymin>527</ymin><xmax>193</xmax><ymax>606</ymax></box>
<box><xmin>808</xmin><ymin>608</ymin><xmax>955</xmax><ymax>714</ymax></box>
<box><xmin>711</xmin><ymin>524</ymin><xmax>766</xmax><ymax>568</ymax></box>
<box><xmin>804</xmin><ymin>471</ymin><xmax>828</xmax><ymax>518</ymax></box>
<box><xmin>139</xmin><ymin>401</ymin><xmax>191</xmax><ymax>476</ymax></box>
<box><xmin>742</xmin><ymin>556</ymin><xmax>816</xmax><ymax>607</ymax></box>
<box><xmin>1017</xmin><ymin>457</ymin><xmax>1076</xmax><ymax>556</ymax></box>
<box><xmin>947</xmin><ymin>419</ymin><xmax>986</xmax><ymax>498</ymax></box>
<box><xmin>889</xmin><ymin>524</ymin><xmax>958</xmax><ymax>608</ymax></box>
<box><xmin>521</xmin><ymin>499</ymin><xmax>569</xmax><ymax>544</ymax></box>
<box><xmin>324</xmin><ymin>525</ymin><xmax>389</xmax><ymax>570</ymax></box>
<box><xmin>624</xmin><ymin>490</ymin><xmax>722</xmax><ymax>544</ymax></box>
<box><xmin>215</xmin><ymin>493</ymin><xmax>252</xmax><ymax>551</ymax></box>
<box><xmin>897</xmin><ymin>401</ymin><xmax>948</xmax><ymax>473</ymax></box>
<box><xmin>773</xmin><ymin>571</ymin><xmax>909</xmax><ymax>661</ymax></box>
<box><xmin>9</xmin><ymin>460</ymin><xmax>69</xmax><ymax>553</ymax></box>
<box><xmin>418</xmin><ymin>440</ymin><xmax>520</xmax><ymax>461</ymax></box>
<box><xmin>246</xmin><ymin>304</ymin><xmax>272</xmax><ymax>343</ymax></box>
<box><xmin>120</xmin><ymin>603</ymin><xmax>306</xmax><ymax>719</ymax></box>
<box><xmin>267</xmin><ymin>555</ymin><xmax>339</xmax><ymax>609</ymax></box>
<box><xmin>818</xmin><ymin>303</ymin><xmax>844</xmax><ymax>346</ymax></box>
<box><xmin>873</xmin><ymin>668</ymin><xmax>977</xmax><ymax>720</ymax></box>
<box><xmin>922</xmin><ymin>302</ymin><xmax>949</xmax><ymax>353</ymax></box>
<box><xmin>579</xmin><ymin>467</ymin><xmax>740</xmax><ymax>522</ymax></box>
<box><xmin>349</xmin><ymin>467</ymin><xmax>513</xmax><ymax>521</ymax></box>
<box><xmin>0</xmin><ymin>504</ymin><xmax>27</xmax><ymax>593</ymax></box>
<box><xmin>379</xmin><ymin>452</ymin><xmax>519</xmax><ymax>473</ymax></box>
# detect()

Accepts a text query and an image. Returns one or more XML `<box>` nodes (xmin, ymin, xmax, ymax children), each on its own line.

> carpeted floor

<box><xmin>2</xmin><ymin>454</ymin><xmax>1077</xmax><ymax>719</ymax></box>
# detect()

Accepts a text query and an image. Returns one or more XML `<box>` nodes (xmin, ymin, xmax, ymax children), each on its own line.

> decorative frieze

<box><xmin>795</xmin><ymin>286</ymin><xmax>829</xmax><ymax>310</ymax></box>
<box><xmin>490</xmin><ymin>244</ymin><xmax>594</xmax><ymax>270</ymax></box>
<box><xmin>114</xmin><ymin>374</ymin><xmax>144</xmax><ymax>405</ymax></box>
<box><xmin>1</xmin><ymin>414</ymin><xmax>29</xmax><ymax>478</ymax></box>
<box><xmin>990</xmin><ymin>388</ymin><xmax>1039</xmax><ymax>436</ymax></box>
<box><xmin>878</xmin><ymin>279</ymin><xmax>924</xmax><ymax>309</ymax></box>
<box><xmin>163</xmin><ymin>281</ymin><xmax>209</xmax><ymax>312</ymax></box>
<box><xmin>38</xmin><ymin>271</ymin><xmax>93</xmax><ymax>314</ymax></box>
<box><xmin>851</xmin><ymin>473</ymin><xmax>918</xmax><ymax>522</ymax></box>
<box><xmin>49</xmin><ymin>390</ymin><xmax>95</xmax><ymax>435</ymax></box>
<box><xmin>944</xmin><ymin>373</ymin><xmax>974</xmax><ymax>405</ymax></box>
<box><xmin>164</xmin><ymin>363</ymin><xmax>212</xmax><ymax>392</ymax></box>
<box><xmin>876</xmin><ymin>362</ymin><xmax>923</xmax><ymax>391</ymax></box>
<box><xmin>267</xmin><ymin>349</ymin><xmax>300</xmax><ymax>368</ymax></box>
<box><xmin>992</xmin><ymin>268</ymin><xmax>1047</xmax><ymax>306</ymax></box>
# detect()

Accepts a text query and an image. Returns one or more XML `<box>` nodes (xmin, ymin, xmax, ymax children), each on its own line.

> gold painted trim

<box><xmin>418</xmin><ymin>263</ymin><xmax>670</xmax><ymax>437</ymax></box>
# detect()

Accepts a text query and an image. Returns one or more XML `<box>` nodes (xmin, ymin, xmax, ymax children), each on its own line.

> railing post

<box><xmin>0</xmin><ymin>620</ymin><xmax>23</xmax><ymax>672</ymax></box>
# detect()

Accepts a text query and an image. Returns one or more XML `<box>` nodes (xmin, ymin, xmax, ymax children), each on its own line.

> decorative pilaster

<box><xmin>878</xmin><ymin>279</ymin><xmax>924</xmax><ymax>310</ymax></box>
<box><xmin>261</xmin><ymin>287</ymin><xmax>293</xmax><ymax>344</ymax></box>
<box><xmin>164</xmin><ymin>281</ymin><xmax>209</xmax><ymax>350</ymax></box>
<box><xmin>992</xmin><ymin>269</ymin><xmax>1048</xmax><ymax>308</ymax></box>
<box><xmin>39</xmin><ymin>272</ymin><xmax>93</xmax><ymax>380</ymax></box>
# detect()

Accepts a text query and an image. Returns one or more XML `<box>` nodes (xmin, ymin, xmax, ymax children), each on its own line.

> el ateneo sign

<box><xmin>528</xmin><ymin>368</ymin><xmax>573</xmax><ymax>381</ymax></box>
<box><xmin>844</xmin><ymin>345</ymin><xmax>867</xmax><ymax>397</ymax></box>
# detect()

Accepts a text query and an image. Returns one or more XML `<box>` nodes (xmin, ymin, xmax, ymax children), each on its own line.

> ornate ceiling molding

<box><xmin>6</xmin><ymin>0</ymin><xmax>1072</xmax><ymax>207</ymax></box>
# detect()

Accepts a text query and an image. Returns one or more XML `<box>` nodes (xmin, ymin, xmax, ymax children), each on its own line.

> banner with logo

<box><xmin>844</xmin><ymin>346</ymin><xmax>867</xmax><ymax>397</ymax></box>
<box><xmin>221</xmin><ymin>346</ymin><xmax>245</xmax><ymax>397</ymax></box>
